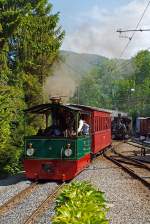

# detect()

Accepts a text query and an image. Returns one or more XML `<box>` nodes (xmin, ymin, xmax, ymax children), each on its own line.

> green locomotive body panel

<box><xmin>25</xmin><ymin>136</ymin><xmax>91</xmax><ymax>160</ymax></box>
<box><xmin>77</xmin><ymin>137</ymin><xmax>91</xmax><ymax>158</ymax></box>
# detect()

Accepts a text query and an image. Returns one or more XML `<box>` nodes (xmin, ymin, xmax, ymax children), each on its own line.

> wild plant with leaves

<box><xmin>52</xmin><ymin>181</ymin><xmax>109</xmax><ymax>224</ymax></box>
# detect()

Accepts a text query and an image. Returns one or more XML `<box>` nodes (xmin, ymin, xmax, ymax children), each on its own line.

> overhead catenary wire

<box><xmin>117</xmin><ymin>28</ymin><xmax>150</xmax><ymax>33</ymax></box>
<box><xmin>119</xmin><ymin>0</ymin><xmax>150</xmax><ymax>58</ymax></box>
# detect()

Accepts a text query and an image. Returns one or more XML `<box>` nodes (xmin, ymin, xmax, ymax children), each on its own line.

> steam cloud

<box><xmin>44</xmin><ymin>61</ymin><xmax>77</xmax><ymax>103</ymax></box>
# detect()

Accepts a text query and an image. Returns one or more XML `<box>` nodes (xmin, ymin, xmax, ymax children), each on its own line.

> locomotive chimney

<box><xmin>50</xmin><ymin>96</ymin><xmax>62</xmax><ymax>104</ymax></box>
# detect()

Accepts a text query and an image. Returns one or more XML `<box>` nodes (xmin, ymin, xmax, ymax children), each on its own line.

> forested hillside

<box><xmin>60</xmin><ymin>51</ymin><xmax>108</xmax><ymax>79</ymax></box>
<box><xmin>0</xmin><ymin>0</ymin><xmax>64</xmax><ymax>175</ymax></box>
<box><xmin>44</xmin><ymin>50</ymin><xmax>132</xmax><ymax>100</ymax></box>
<box><xmin>56</xmin><ymin>50</ymin><xmax>132</xmax><ymax>81</ymax></box>
<box><xmin>71</xmin><ymin>50</ymin><xmax>150</xmax><ymax>118</ymax></box>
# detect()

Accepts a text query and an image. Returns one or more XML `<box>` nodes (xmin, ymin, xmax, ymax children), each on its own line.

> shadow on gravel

<box><xmin>37</xmin><ymin>179</ymin><xmax>67</xmax><ymax>185</ymax></box>
<box><xmin>0</xmin><ymin>173</ymin><xmax>27</xmax><ymax>186</ymax></box>
<box><xmin>0</xmin><ymin>174</ymin><xmax>72</xmax><ymax>186</ymax></box>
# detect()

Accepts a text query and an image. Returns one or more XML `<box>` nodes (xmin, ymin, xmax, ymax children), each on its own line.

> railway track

<box><xmin>104</xmin><ymin>141</ymin><xmax>150</xmax><ymax>189</ymax></box>
<box><xmin>0</xmin><ymin>182</ymin><xmax>38</xmax><ymax>215</ymax></box>
<box><xmin>24</xmin><ymin>183</ymin><xmax>65</xmax><ymax>224</ymax></box>
<box><xmin>125</xmin><ymin>140</ymin><xmax>150</xmax><ymax>155</ymax></box>
<box><xmin>112</xmin><ymin>148</ymin><xmax>150</xmax><ymax>171</ymax></box>
<box><xmin>0</xmin><ymin>181</ymin><xmax>65</xmax><ymax>224</ymax></box>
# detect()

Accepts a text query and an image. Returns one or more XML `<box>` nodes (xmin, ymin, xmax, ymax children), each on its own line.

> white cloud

<box><xmin>62</xmin><ymin>0</ymin><xmax>150</xmax><ymax>58</ymax></box>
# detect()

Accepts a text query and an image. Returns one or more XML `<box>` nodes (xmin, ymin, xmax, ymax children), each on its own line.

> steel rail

<box><xmin>112</xmin><ymin>148</ymin><xmax>150</xmax><ymax>171</ymax></box>
<box><xmin>113</xmin><ymin>158</ymin><xmax>147</xmax><ymax>167</ymax></box>
<box><xmin>126</xmin><ymin>141</ymin><xmax>150</xmax><ymax>149</ymax></box>
<box><xmin>104</xmin><ymin>154</ymin><xmax>150</xmax><ymax>189</ymax></box>
<box><xmin>24</xmin><ymin>183</ymin><xmax>65</xmax><ymax>224</ymax></box>
<box><xmin>0</xmin><ymin>182</ymin><xmax>38</xmax><ymax>215</ymax></box>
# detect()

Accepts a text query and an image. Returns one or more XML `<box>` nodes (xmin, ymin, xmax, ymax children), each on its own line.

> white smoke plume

<box><xmin>44</xmin><ymin>61</ymin><xmax>77</xmax><ymax>103</ymax></box>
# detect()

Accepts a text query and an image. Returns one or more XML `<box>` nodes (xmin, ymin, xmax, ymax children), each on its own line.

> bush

<box><xmin>52</xmin><ymin>181</ymin><xmax>109</xmax><ymax>224</ymax></box>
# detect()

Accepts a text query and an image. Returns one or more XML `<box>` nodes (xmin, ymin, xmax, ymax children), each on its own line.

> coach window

<box><xmin>100</xmin><ymin>117</ymin><xmax>102</xmax><ymax>131</ymax></box>
<box><xmin>103</xmin><ymin>117</ymin><xmax>105</xmax><ymax>130</ymax></box>
<box><xmin>106</xmin><ymin>117</ymin><xmax>108</xmax><ymax>129</ymax></box>
<box><xmin>96</xmin><ymin>117</ymin><xmax>98</xmax><ymax>132</ymax></box>
<box><xmin>101</xmin><ymin>117</ymin><xmax>103</xmax><ymax>131</ymax></box>
<box><xmin>103</xmin><ymin>118</ymin><xmax>105</xmax><ymax>130</ymax></box>
<box><xmin>104</xmin><ymin>117</ymin><xmax>105</xmax><ymax>129</ymax></box>
<box><xmin>97</xmin><ymin>117</ymin><xmax>99</xmax><ymax>131</ymax></box>
<box><xmin>94</xmin><ymin>118</ymin><xmax>96</xmax><ymax>132</ymax></box>
<box><xmin>106</xmin><ymin>118</ymin><xmax>108</xmax><ymax>129</ymax></box>
<box><xmin>108</xmin><ymin>117</ymin><xmax>111</xmax><ymax>129</ymax></box>
<box><xmin>95</xmin><ymin>118</ymin><xmax>97</xmax><ymax>132</ymax></box>
<box><xmin>105</xmin><ymin>118</ymin><xmax>108</xmax><ymax>129</ymax></box>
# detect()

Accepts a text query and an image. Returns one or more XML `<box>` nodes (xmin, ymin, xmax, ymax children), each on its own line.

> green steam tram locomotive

<box><xmin>24</xmin><ymin>97</ymin><xmax>111</xmax><ymax>181</ymax></box>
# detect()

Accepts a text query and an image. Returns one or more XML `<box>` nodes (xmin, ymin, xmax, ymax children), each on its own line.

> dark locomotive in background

<box><xmin>111</xmin><ymin>112</ymin><xmax>132</xmax><ymax>140</ymax></box>
<box><xmin>111</xmin><ymin>113</ymin><xmax>150</xmax><ymax>141</ymax></box>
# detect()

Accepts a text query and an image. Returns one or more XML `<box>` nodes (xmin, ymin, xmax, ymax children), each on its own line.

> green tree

<box><xmin>0</xmin><ymin>0</ymin><xmax>64</xmax><ymax>175</ymax></box>
<box><xmin>133</xmin><ymin>50</ymin><xmax>150</xmax><ymax>84</ymax></box>
<box><xmin>9</xmin><ymin>0</ymin><xmax>64</xmax><ymax>106</ymax></box>
<box><xmin>73</xmin><ymin>59</ymin><xmax>124</xmax><ymax>109</ymax></box>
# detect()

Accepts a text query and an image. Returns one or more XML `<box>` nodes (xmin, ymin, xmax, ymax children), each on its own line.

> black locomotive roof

<box><xmin>25</xmin><ymin>103</ymin><xmax>89</xmax><ymax>114</ymax></box>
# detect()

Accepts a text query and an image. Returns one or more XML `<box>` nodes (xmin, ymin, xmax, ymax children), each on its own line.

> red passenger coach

<box><xmin>70</xmin><ymin>105</ymin><xmax>112</xmax><ymax>155</ymax></box>
<box><xmin>91</xmin><ymin>110</ymin><xmax>112</xmax><ymax>154</ymax></box>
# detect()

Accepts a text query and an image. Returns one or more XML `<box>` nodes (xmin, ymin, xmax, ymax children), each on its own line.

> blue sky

<box><xmin>50</xmin><ymin>0</ymin><xmax>132</xmax><ymax>32</ymax></box>
<box><xmin>49</xmin><ymin>0</ymin><xmax>150</xmax><ymax>58</ymax></box>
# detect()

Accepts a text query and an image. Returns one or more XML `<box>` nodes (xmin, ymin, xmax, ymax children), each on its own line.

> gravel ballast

<box><xmin>76</xmin><ymin>156</ymin><xmax>150</xmax><ymax>224</ymax></box>
<box><xmin>0</xmin><ymin>182</ymin><xmax>57</xmax><ymax>224</ymax></box>
<box><xmin>0</xmin><ymin>175</ymin><xmax>32</xmax><ymax>206</ymax></box>
<box><xmin>36</xmin><ymin>154</ymin><xmax>150</xmax><ymax>224</ymax></box>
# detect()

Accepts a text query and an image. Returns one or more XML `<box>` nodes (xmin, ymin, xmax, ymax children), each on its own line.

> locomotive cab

<box><xmin>112</xmin><ymin>114</ymin><xmax>132</xmax><ymax>140</ymax></box>
<box><xmin>23</xmin><ymin>100</ymin><xmax>91</xmax><ymax>181</ymax></box>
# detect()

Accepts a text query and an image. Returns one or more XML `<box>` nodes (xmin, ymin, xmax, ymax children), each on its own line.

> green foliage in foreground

<box><xmin>52</xmin><ymin>181</ymin><xmax>109</xmax><ymax>224</ymax></box>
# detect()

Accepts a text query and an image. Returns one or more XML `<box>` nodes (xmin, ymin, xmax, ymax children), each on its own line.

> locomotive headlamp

<box><xmin>64</xmin><ymin>143</ymin><xmax>72</xmax><ymax>157</ymax></box>
<box><xmin>64</xmin><ymin>148</ymin><xmax>72</xmax><ymax>157</ymax></box>
<box><xmin>27</xmin><ymin>148</ymin><xmax>35</xmax><ymax>156</ymax></box>
<box><xmin>27</xmin><ymin>143</ymin><xmax>34</xmax><ymax>156</ymax></box>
